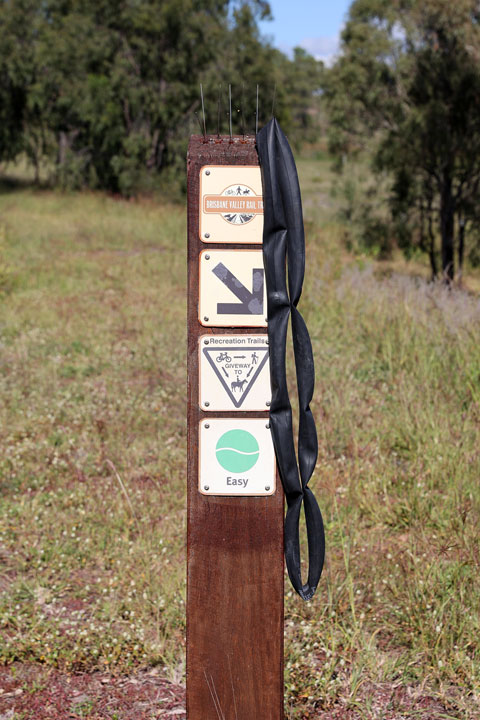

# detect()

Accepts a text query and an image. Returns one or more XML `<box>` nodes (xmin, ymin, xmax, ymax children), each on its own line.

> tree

<box><xmin>276</xmin><ymin>47</ymin><xmax>324</xmax><ymax>148</ymax></box>
<box><xmin>325</xmin><ymin>0</ymin><xmax>480</xmax><ymax>281</ymax></box>
<box><xmin>186</xmin><ymin>5</ymin><xmax>323</xmax><ymax>146</ymax></box>
<box><xmin>0</xmin><ymin>0</ymin><xmax>38</xmax><ymax>166</ymax></box>
<box><xmin>29</xmin><ymin>0</ymin><xmax>238</xmax><ymax>193</ymax></box>
<box><xmin>0</xmin><ymin>0</ymin><xmax>322</xmax><ymax>194</ymax></box>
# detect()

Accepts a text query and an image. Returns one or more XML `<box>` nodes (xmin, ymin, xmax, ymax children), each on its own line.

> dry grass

<box><xmin>0</xmin><ymin>159</ymin><xmax>479</xmax><ymax>719</ymax></box>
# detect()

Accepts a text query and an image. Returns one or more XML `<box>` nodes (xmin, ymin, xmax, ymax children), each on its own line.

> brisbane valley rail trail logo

<box><xmin>203</xmin><ymin>183</ymin><xmax>264</xmax><ymax>225</ymax></box>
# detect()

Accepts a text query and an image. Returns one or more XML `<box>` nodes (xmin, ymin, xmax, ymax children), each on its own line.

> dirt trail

<box><xmin>0</xmin><ymin>664</ymin><xmax>454</xmax><ymax>719</ymax></box>
<box><xmin>0</xmin><ymin>665</ymin><xmax>186</xmax><ymax>719</ymax></box>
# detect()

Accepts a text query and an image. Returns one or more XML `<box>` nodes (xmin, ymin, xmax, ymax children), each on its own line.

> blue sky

<box><xmin>258</xmin><ymin>0</ymin><xmax>352</xmax><ymax>65</ymax></box>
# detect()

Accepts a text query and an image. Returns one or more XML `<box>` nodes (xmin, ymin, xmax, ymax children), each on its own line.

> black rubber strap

<box><xmin>257</xmin><ymin>118</ymin><xmax>325</xmax><ymax>601</ymax></box>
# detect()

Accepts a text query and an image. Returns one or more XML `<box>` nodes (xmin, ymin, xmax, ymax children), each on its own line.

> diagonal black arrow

<box><xmin>212</xmin><ymin>263</ymin><xmax>264</xmax><ymax>315</ymax></box>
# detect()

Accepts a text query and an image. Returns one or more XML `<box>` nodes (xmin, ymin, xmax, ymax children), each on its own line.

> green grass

<box><xmin>1</xmin><ymin>159</ymin><xmax>480</xmax><ymax>718</ymax></box>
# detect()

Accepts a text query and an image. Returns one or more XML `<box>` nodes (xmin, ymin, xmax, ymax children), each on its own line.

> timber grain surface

<box><xmin>187</xmin><ymin>135</ymin><xmax>285</xmax><ymax>719</ymax></box>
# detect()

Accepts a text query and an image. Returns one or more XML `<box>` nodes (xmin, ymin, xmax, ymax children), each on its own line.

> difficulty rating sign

<box><xmin>199</xmin><ymin>334</ymin><xmax>270</xmax><ymax>411</ymax></box>
<box><xmin>199</xmin><ymin>249</ymin><xmax>267</xmax><ymax>327</ymax></box>
<box><xmin>199</xmin><ymin>418</ymin><xmax>276</xmax><ymax>496</ymax></box>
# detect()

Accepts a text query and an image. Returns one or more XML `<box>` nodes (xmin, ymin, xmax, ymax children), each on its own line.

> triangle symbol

<box><xmin>203</xmin><ymin>345</ymin><xmax>269</xmax><ymax>408</ymax></box>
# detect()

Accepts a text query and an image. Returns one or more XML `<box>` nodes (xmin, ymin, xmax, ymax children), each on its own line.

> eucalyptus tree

<box><xmin>326</xmin><ymin>0</ymin><xmax>480</xmax><ymax>280</ymax></box>
<box><xmin>0</xmin><ymin>0</ymin><xmax>321</xmax><ymax>194</ymax></box>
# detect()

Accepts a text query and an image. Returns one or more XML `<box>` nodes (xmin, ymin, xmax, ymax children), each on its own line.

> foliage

<box><xmin>325</xmin><ymin>0</ymin><xmax>480</xmax><ymax>280</ymax></box>
<box><xmin>0</xmin><ymin>0</ymin><xmax>37</xmax><ymax>163</ymax></box>
<box><xmin>0</xmin><ymin>0</ymin><xmax>322</xmax><ymax>194</ymax></box>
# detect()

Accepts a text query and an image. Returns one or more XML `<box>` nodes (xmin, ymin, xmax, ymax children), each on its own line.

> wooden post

<box><xmin>187</xmin><ymin>135</ymin><xmax>284</xmax><ymax>719</ymax></box>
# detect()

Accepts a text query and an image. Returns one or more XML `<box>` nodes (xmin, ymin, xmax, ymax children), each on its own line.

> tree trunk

<box><xmin>58</xmin><ymin>131</ymin><xmax>68</xmax><ymax>167</ymax></box>
<box><xmin>427</xmin><ymin>209</ymin><xmax>438</xmax><ymax>279</ymax></box>
<box><xmin>440</xmin><ymin>176</ymin><xmax>455</xmax><ymax>281</ymax></box>
<box><xmin>458</xmin><ymin>217</ymin><xmax>465</xmax><ymax>286</ymax></box>
<box><xmin>33</xmin><ymin>154</ymin><xmax>40</xmax><ymax>184</ymax></box>
<box><xmin>147</xmin><ymin>128</ymin><xmax>160</xmax><ymax>170</ymax></box>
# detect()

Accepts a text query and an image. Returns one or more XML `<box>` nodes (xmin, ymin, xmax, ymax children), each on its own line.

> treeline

<box><xmin>0</xmin><ymin>0</ymin><xmax>322</xmax><ymax>195</ymax></box>
<box><xmin>325</xmin><ymin>0</ymin><xmax>480</xmax><ymax>281</ymax></box>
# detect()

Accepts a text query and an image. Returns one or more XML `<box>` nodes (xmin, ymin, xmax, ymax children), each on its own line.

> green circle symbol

<box><xmin>215</xmin><ymin>429</ymin><xmax>260</xmax><ymax>473</ymax></box>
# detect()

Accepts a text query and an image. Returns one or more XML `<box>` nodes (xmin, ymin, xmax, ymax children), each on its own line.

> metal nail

<box><xmin>265</xmin><ymin>486</ymin><xmax>270</xmax><ymax>491</ymax></box>
<box><xmin>204</xmin><ymin>423</ymin><xmax>210</xmax><ymax>429</ymax></box>
<box><xmin>204</xmin><ymin>316</ymin><xmax>209</xmax><ymax>322</ymax></box>
<box><xmin>204</xmin><ymin>401</ymin><xmax>210</xmax><ymax>407</ymax></box>
<box><xmin>266</xmin><ymin>401</ymin><xmax>271</xmax><ymax>407</ymax></box>
<box><xmin>205</xmin><ymin>234</ymin><xmax>210</xmax><ymax>240</ymax></box>
<box><xmin>204</xmin><ymin>339</ymin><xmax>209</xmax><ymax>344</ymax></box>
<box><xmin>206</xmin><ymin>170</ymin><xmax>210</xmax><ymax>175</ymax></box>
<box><xmin>205</xmin><ymin>253</ymin><xmax>210</xmax><ymax>258</ymax></box>
<box><xmin>204</xmin><ymin>485</ymin><xmax>210</xmax><ymax>491</ymax></box>
<box><xmin>266</xmin><ymin>423</ymin><xmax>270</xmax><ymax>429</ymax></box>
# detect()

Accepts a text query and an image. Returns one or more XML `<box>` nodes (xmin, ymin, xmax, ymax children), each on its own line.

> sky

<box><xmin>258</xmin><ymin>0</ymin><xmax>352</xmax><ymax>66</ymax></box>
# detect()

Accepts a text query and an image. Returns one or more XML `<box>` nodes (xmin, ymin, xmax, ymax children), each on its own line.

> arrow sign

<box><xmin>199</xmin><ymin>250</ymin><xmax>267</xmax><ymax>327</ymax></box>
<box><xmin>212</xmin><ymin>263</ymin><xmax>264</xmax><ymax>315</ymax></box>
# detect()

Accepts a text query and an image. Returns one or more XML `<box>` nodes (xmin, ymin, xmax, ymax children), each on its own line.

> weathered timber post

<box><xmin>186</xmin><ymin>134</ymin><xmax>284</xmax><ymax>719</ymax></box>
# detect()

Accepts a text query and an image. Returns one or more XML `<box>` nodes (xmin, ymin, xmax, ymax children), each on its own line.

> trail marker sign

<box><xmin>199</xmin><ymin>418</ymin><xmax>275</xmax><ymax>496</ymax></box>
<box><xmin>199</xmin><ymin>334</ymin><xmax>270</xmax><ymax>411</ymax></box>
<box><xmin>199</xmin><ymin>249</ymin><xmax>267</xmax><ymax>327</ymax></box>
<box><xmin>200</xmin><ymin>165</ymin><xmax>263</xmax><ymax>243</ymax></box>
<box><xmin>187</xmin><ymin>136</ymin><xmax>284</xmax><ymax>720</ymax></box>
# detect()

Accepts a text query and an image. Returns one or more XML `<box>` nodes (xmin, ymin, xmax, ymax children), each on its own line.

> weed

<box><xmin>0</xmin><ymin>161</ymin><xmax>479</xmax><ymax>718</ymax></box>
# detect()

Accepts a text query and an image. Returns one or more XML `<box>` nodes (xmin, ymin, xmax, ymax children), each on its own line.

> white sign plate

<box><xmin>199</xmin><ymin>250</ymin><xmax>267</xmax><ymax>327</ymax></box>
<box><xmin>199</xmin><ymin>418</ymin><xmax>275</xmax><ymax>496</ymax></box>
<box><xmin>199</xmin><ymin>334</ymin><xmax>271</xmax><ymax>411</ymax></box>
<box><xmin>200</xmin><ymin>165</ymin><xmax>264</xmax><ymax>244</ymax></box>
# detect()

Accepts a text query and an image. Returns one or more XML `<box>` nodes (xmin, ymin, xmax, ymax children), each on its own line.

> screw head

<box><xmin>204</xmin><ymin>401</ymin><xmax>210</xmax><ymax>407</ymax></box>
<box><xmin>265</xmin><ymin>339</ymin><xmax>269</xmax><ymax>345</ymax></box>
<box><xmin>205</xmin><ymin>234</ymin><xmax>210</xmax><ymax>240</ymax></box>
<box><xmin>265</xmin><ymin>486</ymin><xmax>271</xmax><ymax>492</ymax></box>
<box><xmin>266</xmin><ymin>423</ymin><xmax>270</xmax><ymax>429</ymax></box>
<box><xmin>204</xmin><ymin>339</ymin><xmax>209</xmax><ymax>345</ymax></box>
<box><xmin>205</xmin><ymin>253</ymin><xmax>210</xmax><ymax>259</ymax></box>
<box><xmin>204</xmin><ymin>316</ymin><xmax>209</xmax><ymax>322</ymax></box>
<box><xmin>205</xmin><ymin>170</ymin><xmax>210</xmax><ymax>175</ymax></box>
<box><xmin>264</xmin><ymin>318</ymin><xmax>268</xmax><ymax>323</ymax></box>
<box><xmin>204</xmin><ymin>423</ymin><xmax>210</xmax><ymax>429</ymax></box>
<box><xmin>266</xmin><ymin>401</ymin><xmax>271</xmax><ymax>407</ymax></box>
<box><xmin>204</xmin><ymin>485</ymin><xmax>210</xmax><ymax>491</ymax></box>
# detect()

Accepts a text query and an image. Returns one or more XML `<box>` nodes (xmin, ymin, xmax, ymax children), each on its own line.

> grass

<box><xmin>0</xmin><ymin>156</ymin><xmax>479</xmax><ymax>719</ymax></box>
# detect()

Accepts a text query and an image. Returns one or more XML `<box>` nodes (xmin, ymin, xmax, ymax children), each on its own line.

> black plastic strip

<box><xmin>257</xmin><ymin>118</ymin><xmax>325</xmax><ymax>600</ymax></box>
